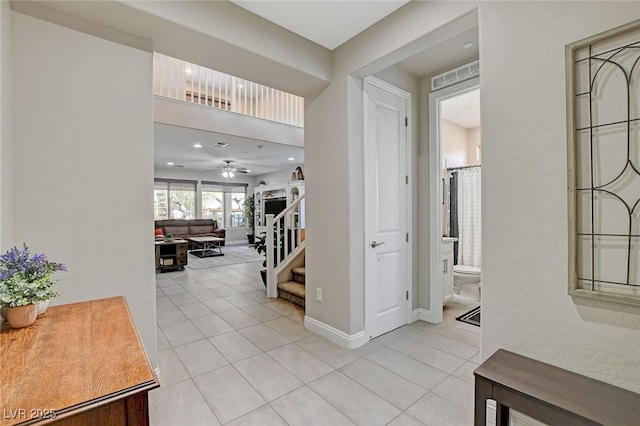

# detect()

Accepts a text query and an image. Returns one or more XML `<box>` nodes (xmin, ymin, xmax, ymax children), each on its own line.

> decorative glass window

<box><xmin>567</xmin><ymin>20</ymin><xmax>640</xmax><ymax>306</ymax></box>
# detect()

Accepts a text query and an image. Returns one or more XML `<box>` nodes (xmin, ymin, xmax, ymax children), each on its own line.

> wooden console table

<box><xmin>0</xmin><ymin>297</ymin><xmax>159</xmax><ymax>425</ymax></box>
<box><xmin>474</xmin><ymin>349</ymin><xmax>640</xmax><ymax>425</ymax></box>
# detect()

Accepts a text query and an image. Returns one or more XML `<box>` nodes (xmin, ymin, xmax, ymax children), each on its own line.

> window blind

<box><xmin>201</xmin><ymin>182</ymin><xmax>247</xmax><ymax>193</ymax></box>
<box><xmin>154</xmin><ymin>179</ymin><xmax>197</xmax><ymax>191</ymax></box>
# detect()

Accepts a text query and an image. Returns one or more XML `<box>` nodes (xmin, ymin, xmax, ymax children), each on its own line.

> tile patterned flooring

<box><xmin>150</xmin><ymin>254</ymin><xmax>481</xmax><ymax>426</ymax></box>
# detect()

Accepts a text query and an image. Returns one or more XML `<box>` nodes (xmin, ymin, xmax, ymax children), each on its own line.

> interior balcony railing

<box><xmin>153</xmin><ymin>53</ymin><xmax>304</xmax><ymax>128</ymax></box>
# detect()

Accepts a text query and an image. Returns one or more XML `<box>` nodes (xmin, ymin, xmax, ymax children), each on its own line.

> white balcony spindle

<box><xmin>276</xmin><ymin>220</ymin><xmax>282</xmax><ymax>264</ymax></box>
<box><xmin>242</xmin><ymin>80</ymin><xmax>247</xmax><ymax>114</ymax></box>
<box><xmin>204</xmin><ymin>67</ymin><xmax>209</xmax><ymax>106</ymax></box>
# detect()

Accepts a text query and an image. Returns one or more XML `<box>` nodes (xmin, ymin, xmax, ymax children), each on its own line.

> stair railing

<box><xmin>265</xmin><ymin>194</ymin><xmax>305</xmax><ymax>298</ymax></box>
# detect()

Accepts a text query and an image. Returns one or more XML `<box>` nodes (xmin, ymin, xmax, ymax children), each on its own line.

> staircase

<box><xmin>277</xmin><ymin>266</ymin><xmax>305</xmax><ymax>308</ymax></box>
<box><xmin>265</xmin><ymin>194</ymin><xmax>305</xmax><ymax>302</ymax></box>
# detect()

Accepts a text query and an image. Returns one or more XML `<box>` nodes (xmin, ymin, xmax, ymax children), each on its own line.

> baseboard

<box><xmin>411</xmin><ymin>308</ymin><xmax>432</xmax><ymax>323</ymax></box>
<box><xmin>226</xmin><ymin>240</ymin><xmax>249</xmax><ymax>246</ymax></box>
<box><xmin>304</xmin><ymin>316</ymin><xmax>369</xmax><ymax>349</ymax></box>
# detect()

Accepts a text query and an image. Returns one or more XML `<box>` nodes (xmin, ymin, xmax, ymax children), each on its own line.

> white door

<box><xmin>364</xmin><ymin>77</ymin><xmax>410</xmax><ymax>338</ymax></box>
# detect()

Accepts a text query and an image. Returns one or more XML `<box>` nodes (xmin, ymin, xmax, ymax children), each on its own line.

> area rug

<box><xmin>186</xmin><ymin>245</ymin><xmax>263</xmax><ymax>269</ymax></box>
<box><xmin>456</xmin><ymin>306</ymin><xmax>481</xmax><ymax>327</ymax></box>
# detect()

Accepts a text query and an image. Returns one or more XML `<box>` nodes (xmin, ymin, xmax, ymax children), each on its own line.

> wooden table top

<box><xmin>154</xmin><ymin>239</ymin><xmax>187</xmax><ymax>245</ymax></box>
<box><xmin>187</xmin><ymin>236</ymin><xmax>224</xmax><ymax>243</ymax></box>
<box><xmin>474</xmin><ymin>349</ymin><xmax>640</xmax><ymax>425</ymax></box>
<box><xmin>0</xmin><ymin>297</ymin><xmax>159</xmax><ymax>425</ymax></box>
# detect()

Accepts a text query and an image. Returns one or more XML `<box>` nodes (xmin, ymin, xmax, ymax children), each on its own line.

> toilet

<box><xmin>453</xmin><ymin>265</ymin><xmax>481</xmax><ymax>300</ymax></box>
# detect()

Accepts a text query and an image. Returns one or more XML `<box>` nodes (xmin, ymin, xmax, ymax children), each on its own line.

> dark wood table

<box><xmin>474</xmin><ymin>349</ymin><xmax>640</xmax><ymax>426</ymax></box>
<box><xmin>1</xmin><ymin>297</ymin><xmax>159</xmax><ymax>425</ymax></box>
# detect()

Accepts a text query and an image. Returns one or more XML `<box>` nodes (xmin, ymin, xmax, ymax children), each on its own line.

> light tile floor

<box><xmin>150</xmin><ymin>252</ymin><xmax>480</xmax><ymax>426</ymax></box>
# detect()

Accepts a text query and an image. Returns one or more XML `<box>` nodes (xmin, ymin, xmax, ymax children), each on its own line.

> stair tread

<box><xmin>291</xmin><ymin>267</ymin><xmax>305</xmax><ymax>276</ymax></box>
<box><xmin>277</xmin><ymin>281</ymin><xmax>305</xmax><ymax>298</ymax></box>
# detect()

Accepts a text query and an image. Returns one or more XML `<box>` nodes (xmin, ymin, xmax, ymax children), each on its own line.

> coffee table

<box><xmin>188</xmin><ymin>236</ymin><xmax>225</xmax><ymax>258</ymax></box>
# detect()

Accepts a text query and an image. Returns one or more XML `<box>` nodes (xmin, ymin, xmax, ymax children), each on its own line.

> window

<box><xmin>154</xmin><ymin>179</ymin><xmax>196</xmax><ymax>220</ymax></box>
<box><xmin>230</xmin><ymin>192</ymin><xmax>246</xmax><ymax>228</ymax></box>
<box><xmin>201</xmin><ymin>188</ymin><xmax>224</xmax><ymax>224</ymax></box>
<box><xmin>202</xmin><ymin>182</ymin><xmax>248</xmax><ymax>228</ymax></box>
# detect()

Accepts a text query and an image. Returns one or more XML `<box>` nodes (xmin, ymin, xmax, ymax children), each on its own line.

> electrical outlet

<box><xmin>316</xmin><ymin>288</ymin><xmax>323</xmax><ymax>302</ymax></box>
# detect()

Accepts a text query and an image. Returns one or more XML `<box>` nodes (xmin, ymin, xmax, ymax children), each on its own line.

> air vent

<box><xmin>212</xmin><ymin>142</ymin><xmax>228</xmax><ymax>148</ymax></box>
<box><xmin>431</xmin><ymin>60</ymin><xmax>479</xmax><ymax>92</ymax></box>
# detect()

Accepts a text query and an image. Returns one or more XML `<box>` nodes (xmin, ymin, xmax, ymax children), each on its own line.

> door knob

<box><xmin>370</xmin><ymin>241</ymin><xmax>385</xmax><ymax>248</ymax></box>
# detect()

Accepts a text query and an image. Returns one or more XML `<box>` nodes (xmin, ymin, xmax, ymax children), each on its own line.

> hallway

<box><xmin>151</xmin><ymin>252</ymin><xmax>480</xmax><ymax>425</ymax></box>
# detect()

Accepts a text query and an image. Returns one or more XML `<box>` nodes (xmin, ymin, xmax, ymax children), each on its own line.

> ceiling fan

<box><xmin>209</xmin><ymin>160</ymin><xmax>251</xmax><ymax>179</ymax></box>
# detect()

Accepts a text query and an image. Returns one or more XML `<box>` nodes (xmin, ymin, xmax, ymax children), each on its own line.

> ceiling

<box><xmin>154</xmin><ymin>123</ymin><xmax>304</xmax><ymax>176</ymax></box>
<box><xmin>441</xmin><ymin>88</ymin><xmax>481</xmax><ymax>129</ymax></box>
<box><xmin>395</xmin><ymin>26</ymin><xmax>479</xmax><ymax>77</ymax></box>
<box><xmin>230</xmin><ymin>0</ymin><xmax>410</xmax><ymax>50</ymax></box>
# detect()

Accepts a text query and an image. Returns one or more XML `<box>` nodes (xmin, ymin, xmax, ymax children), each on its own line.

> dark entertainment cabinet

<box><xmin>155</xmin><ymin>239</ymin><xmax>188</xmax><ymax>272</ymax></box>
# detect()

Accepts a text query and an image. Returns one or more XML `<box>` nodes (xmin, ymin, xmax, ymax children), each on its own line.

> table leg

<box><xmin>475</xmin><ymin>377</ymin><xmax>492</xmax><ymax>426</ymax></box>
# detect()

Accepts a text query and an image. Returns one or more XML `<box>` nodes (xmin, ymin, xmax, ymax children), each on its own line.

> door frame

<box><xmin>429</xmin><ymin>77</ymin><xmax>479</xmax><ymax>323</ymax></box>
<box><xmin>363</xmin><ymin>75</ymin><xmax>413</xmax><ymax>338</ymax></box>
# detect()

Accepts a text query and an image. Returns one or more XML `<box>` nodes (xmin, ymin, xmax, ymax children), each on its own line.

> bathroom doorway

<box><xmin>429</xmin><ymin>77</ymin><xmax>481</xmax><ymax>325</ymax></box>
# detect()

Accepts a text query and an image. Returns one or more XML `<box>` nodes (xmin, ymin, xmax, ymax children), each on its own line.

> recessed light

<box><xmin>288</xmin><ymin>157</ymin><xmax>295</xmax><ymax>161</ymax></box>
<box><xmin>167</xmin><ymin>162</ymin><xmax>174</xmax><ymax>166</ymax></box>
<box><xmin>462</xmin><ymin>42</ymin><xmax>474</xmax><ymax>49</ymax></box>
<box><xmin>193</xmin><ymin>143</ymin><xmax>202</xmax><ymax>148</ymax></box>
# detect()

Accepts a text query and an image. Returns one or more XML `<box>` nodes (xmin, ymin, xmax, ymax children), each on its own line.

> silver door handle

<box><xmin>370</xmin><ymin>241</ymin><xmax>385</xmax><ymax>248</ymax></box>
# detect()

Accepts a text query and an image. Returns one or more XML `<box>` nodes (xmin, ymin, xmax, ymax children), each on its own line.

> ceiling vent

<box><xmin>212</xmin><ymin>142</ymin><xmax>228</xmax><ymax>148</ymax></box>
<box><xmin>431</xmin><ymin>60</ymin><xmax>479</xmax><ymax>92</ymax></box>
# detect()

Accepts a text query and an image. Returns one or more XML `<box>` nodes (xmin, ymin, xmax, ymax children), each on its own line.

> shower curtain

<box><xmin>456</xmin><ymin>167</ymin><xmax>481</xmax><ymax>267</ymax></box>
<box><xmin>449</xmin><ymin>172</ymin><xmax>459</xmax><ymax>265</ymax></box>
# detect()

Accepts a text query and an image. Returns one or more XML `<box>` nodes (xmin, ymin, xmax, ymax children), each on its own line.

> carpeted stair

<box><xmin>277</xmin><ymin>266</ymin><xmax>305</xmax><ymax>309</ymax></box>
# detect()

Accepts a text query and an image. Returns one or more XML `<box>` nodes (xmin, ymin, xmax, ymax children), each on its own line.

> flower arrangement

<box><xmin>0</xmin><ymin>244</ymin><xmax>66</xmax><ymax>307</ymax></box>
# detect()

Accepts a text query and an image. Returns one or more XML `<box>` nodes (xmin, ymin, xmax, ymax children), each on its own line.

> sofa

<box><xmin>155</xmin><ymin>219</ymin><xmax>226</xmax><ymax>247</ymax></box>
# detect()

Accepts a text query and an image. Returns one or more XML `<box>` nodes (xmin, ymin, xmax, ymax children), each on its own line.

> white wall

<box><xmin>481</xmin><ymin>1</ymin><xmax>640</xmax><ymax>392</ymax></box>
<box><xmin>154</xmin><ymin>167</ymin><xmax>255</xmax><ymax>243</ymax></box>
<box><xmin>442</xmin><ymin>120</ymin><xmax>481</xmax><ymax>169</ymax></box>
<box><xmin>12</xmin><ymin>13</ymin><xmax>157</xmax><ymax>364</ymax></box>
<box><xmin>0</xmin><ymin>0</ymin><xmax>13</xmax><ymax>249</ymax></box>
<box><xmin>442</xmin><ymin>119</ymin><xmax>469</xmax><ymax>168</ymax></box>
<box><xmin>467</xmin><ymin>126</ymin><xmax>481</xmax><ymax>166</ymax></box>
<box><xmin>154</xmin><ymin>97</ymin><xmax>304</xmax><ymax>148</ymax></box>
<box><xmin>254</xmin><ymin>164</ymin><xmax>304</xmax><ymax>187</ymax></box>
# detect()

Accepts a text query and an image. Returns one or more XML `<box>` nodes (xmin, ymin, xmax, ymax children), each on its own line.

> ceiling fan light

<box><xmin>229</xmin><ymin>172</ymin><xmax>235</xmax><ymax>178</ymax></box>
<box><xmin>222</xmin><ymin>171</ymin><xmax>229</xmax><ymax>178</ymax></box>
